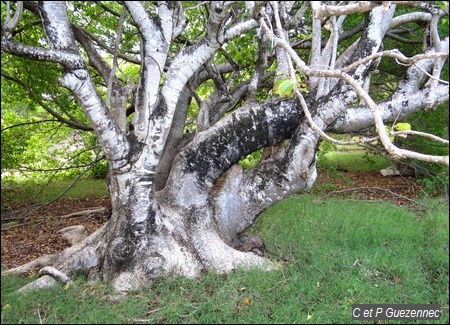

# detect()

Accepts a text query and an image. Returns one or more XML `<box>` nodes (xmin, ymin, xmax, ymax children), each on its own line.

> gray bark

<box><xmin>1</xmin><ymin>1</ymin><xmax>448</xmax><ymax>292</ymax></box>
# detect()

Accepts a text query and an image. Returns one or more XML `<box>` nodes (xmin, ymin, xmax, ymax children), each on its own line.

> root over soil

<box><xmin>1</xmin><ymin>171</ymin><xmax>421</xmax><ymax>270</ymax></box>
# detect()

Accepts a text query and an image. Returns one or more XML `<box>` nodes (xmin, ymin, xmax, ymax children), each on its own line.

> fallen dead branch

<box><xmin>59</xmin><ymin>207</ymin><xmax>106</xmax><ymax>218</ymax></box>
<box><xmin>1</xmin><ymin>207</ymin><xmax>107</xmax><ymax>231</ymax></box>
<box><xmin>322</xmin><ymin>186</ymin><xmax>431</xmax><ymax>209</ymax></box>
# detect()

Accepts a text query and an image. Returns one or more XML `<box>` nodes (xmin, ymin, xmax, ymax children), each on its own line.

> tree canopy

<box><xmin>2</xmin><ymin>1</ymin><xmax>448</xmax><ymax>178</ymax></box>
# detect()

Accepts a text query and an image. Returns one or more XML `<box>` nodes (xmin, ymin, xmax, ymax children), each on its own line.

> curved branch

<box><xmin>327</xmin><ymin>86</ymin><xmax>449</xmax><ymax>133</ymax></box>
<box><xmin>259</xmin><ymin>4</ymin><xmax>449</xmax><ymax>167</ymax></box>
<box><xmin>160</xmin><ymin>97</ymin><xmax>303</xmax><ymax>207</ymax></box>
<box><xmin>1</xmin><ymin>119</ymin><xmax>60</xmax><ymax>132</ymax></box>
<box><xmin>71</xmin><ymin>27</ymin><xmax>114</xmax><ymax>85</ymax></box>
<box><xmin>385</xmin><ymin>31</ymin><xmax>422</xmax><ymax>44</ymax></box>
<box><xmin>1</xmin><ymin>39</ymin><xmax>84</xmax><ymax>69</ymax></box>
<box><xmin>4</xmin><ymin>1</ymin><xmax>23</xmax><ymax>31</ymax></box>
<box><xmin>391</xmin><ymin>130</ymin><xmax>449</xmax><ymax>144</ymax></box>
<box><xmin>311</xmin><ymin>1</ymin><xmax>379</xmax><ymax>19</ymax></box>
<box><xmin>342</xmin><ymin>49</ymin><xmax>449</xmax><ymax>73</ymax></box>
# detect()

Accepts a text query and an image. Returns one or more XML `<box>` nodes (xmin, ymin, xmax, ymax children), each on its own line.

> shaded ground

<box><xmin>1</xmin><ymin>171</ymin><xmax>421</xmax><ymax>270</ymax></box>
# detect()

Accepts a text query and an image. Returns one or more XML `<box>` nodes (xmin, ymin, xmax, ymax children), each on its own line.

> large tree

<box><xmin>1</xmin><ymin>1</ymin><xmax>448</xmax><ymax>292</ymax></box>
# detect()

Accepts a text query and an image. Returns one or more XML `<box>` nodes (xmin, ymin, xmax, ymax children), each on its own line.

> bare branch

<box><xmin>342</xmin><ymin>49</ymin><xmax>449</xmax><ymax>73</ymax></box>
<box><xmin>1</xmin><ymin>71</ymin><xmax>93</xmax><ymax>131</ymax></box>
<box><xmin>311</xmin><ymin>1</ymin><xmax>378</xmax><ymax>19</ymax></box>
<box><xmin>4</xmin><ymin>1</ymin><xmax>23</xmax><ymax>31</ymax></box>
<box><xmin>1</xmin><ymin>39</ymin><xmax>84</xmax><ymax>69</ymax></box>
<box><xmin>391</xmin><ymin>130</ymin><xmax>449</xmax><ymax>145</ymax></box>
<box><xmin>1</xmin><ymin>119</ymin><xmax>60</xmax><ymax>132</ymax></box>
<box><xmin>258</xmin><ymin>6</ymin><xmax>449</xmax><ymax>166</ymax></box>
<box><xmin>59</xmin><ymin>208</ymin><xmax>106</xmax><ymax>219</ymax></box>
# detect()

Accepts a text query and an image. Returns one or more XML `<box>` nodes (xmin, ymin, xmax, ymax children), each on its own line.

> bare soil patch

<box><xmin>1</xmin><ymin>197</ymin><xmax>111</xmax><ymax>269</ymax></box>
<box><xmin>1</xmin><ymin>171</ymin><xmax>421</xmax><ymax>269</ymax></box>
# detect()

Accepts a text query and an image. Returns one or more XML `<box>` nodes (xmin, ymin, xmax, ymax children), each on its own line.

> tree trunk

<box><xmin>8</xmin><ymin>98</ymin><xmax>319</xmax><ymax>292</ymax></box>
<box><xmin>41</xmin><ymin>168</ymin><xmax>279</xmax><ymax>292</ymax></box>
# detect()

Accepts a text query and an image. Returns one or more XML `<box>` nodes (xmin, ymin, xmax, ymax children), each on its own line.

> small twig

<box><xmin>322</xmin><ymin>186</ymin><xmax>431</xmax><ymax>209</ymax></box>
<box><xmin>132</xmin><ymin>308</ymin><xmax>164</xmax><ymax>323</ymax></box>
<box><xmin>37</xmin><ymin>308</ymin><xmax>43</xmax><ymax>324</ymax></box>
<box><xmin>59</xmin><ymin>207</ymin><xmax>106</xmax><ymax>218</ymax></box>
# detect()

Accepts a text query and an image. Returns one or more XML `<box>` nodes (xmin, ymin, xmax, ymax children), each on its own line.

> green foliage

<box><xmin>1</xmin><ymin>117</ymin><xmax>103</xmax><ymax>201</ymax></box>
<box><xmin>439</xmin><ymin>1</ymin><xmax>449</xmax><ymax>26</ymax></box>
<box><xmin>273</xmin><ymin>78</ymin><xmax>295</xmax><ymax>98</ymax></box>
<box><xmin>240</xmin><ymin>148</ymin><xmax>263</xmax><ymax>169</ymax></box>
<box><xmin>317</xmin><ymin>138</ymin><xmax>338</xmax><ymax>164</ymax></box>
<box><xmin>1</xmin><ymin>111</ymin><xmax>33</xmax><ymax>169</ymax></box>
<box><xmin>225</xmin><ymin>31</ymin><xmax>257</xmax><ymax>66</ymax></box>
<box><xmin>273</xmin><ymin>72</ymin><xmax>309</xmax><ymax>98</ymax></box>
<box><xmin>361</xmin><ymin>151</ymin><xmax>378</xmax><ymax>167</ymax></box>
<box><xmin>394</xmin><ymin>122</ymin><xmax>411</xmax><ymax>131</ymax></box>
<box><xmin>91</xmin><ymin>159</ymin><xmax>109</xmax><ymax>179</ymax></box>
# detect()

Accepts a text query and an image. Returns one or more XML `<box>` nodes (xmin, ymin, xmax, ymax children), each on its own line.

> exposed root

<box><xmin>17</xmin><ymin>275</ymin><xmax>58</xmax><ymax>293</ymax></box>
<box><xmin>13</xmin><ymin>267</ymin><xmax>73</xmax><ymax>293</ymax></box>
<box><xmin>3</xmin><ymin>219</ymin><xmax>278</xmax><ymax>294</ymax></box>
<box><xmin>60</xmin><ymin>224</ymin><xmax>87</xmax><ymax>246</ymax></box>
<box><xmin>39</xmin><ymin>266</ymin><xmax>72</xmax><ymax>284</ymax></box>
<box><xmin>1</xmin><ymin>254</ymin><xmax>57</xmax><ymax>276</ymax></box>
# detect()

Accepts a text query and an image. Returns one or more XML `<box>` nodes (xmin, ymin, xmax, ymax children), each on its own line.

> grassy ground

<box><xmin>1</xmin><ymin>150</ymin><xmax>448</xmax><ymax>324</ymax></box>
<box><xmin>1</xmin><ymin>195</ymin><xmax>448</xmax><ymax>324</ymax></box>
<box><xmin>318</xmin><ymin>150</ymin><xmax>391</xmax><ymax>171</ymax></box>
<box><xmin>1</xmin><ymin>177</ymin><xmax>109</xmax><ymax>206</ymax></box>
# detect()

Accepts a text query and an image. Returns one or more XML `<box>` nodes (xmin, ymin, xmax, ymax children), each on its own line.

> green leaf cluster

<box><xmin>273</xmin><ymin>78</ymin><xmax>295</xmax><ymax>98</ymax></box>
<box><xmin>273</xmin><ymin>72</ymin><xmax>309</xmax><ymax>98</ymax></box>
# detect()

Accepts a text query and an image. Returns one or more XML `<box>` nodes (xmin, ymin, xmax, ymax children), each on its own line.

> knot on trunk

<box><xmin>110</xmin><ymin>237</ymin><xmax>136</xmax><ymax>266</ymax></box>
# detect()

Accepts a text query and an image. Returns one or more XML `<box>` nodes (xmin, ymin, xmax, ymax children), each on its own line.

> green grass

<box><xmin>1</xmin><ymin>149</ymin><xmax>448</xmax><ymax>323</ymax></box>
<box><xmin>317</xmin><ymin>150</ymin><xmax>391</xmax><ymax>171</ymax></box>
<box><xmin>2</xmin><ymin>196</ymin><xmax>448</xmax><ymax>324</ymax></box>
<box><xmin>1</xmin><ymin>177</ymin><xmax>108</xmax><ymax>206</ymax></box>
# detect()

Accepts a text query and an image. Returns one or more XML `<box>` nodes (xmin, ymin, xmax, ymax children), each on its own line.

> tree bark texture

<box><xmin>1</xmin><ymin>1</ymin><xmax>448</xmax><ymax>291</ymax></box>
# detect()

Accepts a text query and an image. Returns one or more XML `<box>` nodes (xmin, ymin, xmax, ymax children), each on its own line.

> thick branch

<box><xmin>124</xmin><ymin>1</ymin><xmax>173</xmax><ymax>141</ymax></box>
<box><xmin>1</xmin><ymin>39</ymin><xmax>83</xmax><ymax>68</ymax></box>
<box><xmin>328</xmin><ymin>86</ymin><xmax>449</xmax><ymax>134</ymax></box>
<box><xmin>160</xmin><ymin>97</ymin><xmax>303</xmax><ymax>207</ymax></box>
